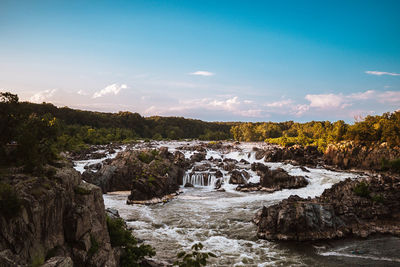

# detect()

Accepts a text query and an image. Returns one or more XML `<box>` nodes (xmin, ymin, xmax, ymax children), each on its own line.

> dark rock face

<box><xmin>324</xmin><ymin>141</ymin><xmax>400</xmax><ymax>171</ymax></box>
<box><xmin>83</xmin><ymin>148</ymin><xmax>186</xmax><ymax>202</ymax></box>
<box><xmin>190</xmin><ymin>152</ymin><xmax>206</xmax><ymax>163</ymax></box>
<box><xmin>0</xmin><ymin>165</ymin><xmax>117</xmax><ymax>266</ymax></box>
<box><xmin>254</xmin><ymin>175</ymin><xmax>400</xmax><ymax>241</ymax></box>
<box><xmin>229</xmin><ymin>170</ymin><xmax>248</xmax><ymax>184</ymax></box>
<box><xmin>261</xmin><ymin>145</ymin><xmax>322</xmax><ymax>166</ymax></box>
<box><xmin>184</xmin><ymin>182</ymin><xmax>194</xmax><ymax>188</ymax></box>
<box><xmin>260</xmin><ymin>167</ymin><xmax>308</xmax><ymax>189</ymax></box>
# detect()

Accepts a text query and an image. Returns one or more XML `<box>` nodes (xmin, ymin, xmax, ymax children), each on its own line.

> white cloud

<box><xmin>92</xmin><ymin>83</ymin><xmax>127</xmax><ymax>98</ymax></box>
<box><xmin>305</xmin><ymin>93</ymin><xmax>344</xmax><ymax>109</ymax></box>
<box><xmin>30</xmin><ymin>89</ymin><xmax>57</xmax><ymax>103</ymax></box>
<box><xmin>348</xmin><ymin>90</ymin><xmax>375</xmax><ymax>100</ymax></box>
<box><xmin>77</xmin><ymin>90</ymin><xmax>88</xmax><ymax>96</ymax></box>
<box><xmin>365</xmin><ymin>71</ymin><xmax>400</xmax><ymax>76</ymax></box>
<box><xmin>378</xmin><ymin>91</ymin><xmax>400</xmax><ymax>104</ymax></box>
<box><xmin>189</xmin><ymin>71</ymin><xmax>215</xmax><ymax>76</ymax></box>
<box><xmin>265</xmin><ymin>99</ymin><xmax>293</xmax><ymax>108</ymax></box>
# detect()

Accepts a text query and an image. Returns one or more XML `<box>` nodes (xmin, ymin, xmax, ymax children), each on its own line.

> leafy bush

<box><xmin>0</xmin><ymin>182</ymin><xmax>22</xmax><ymax>219</ymax></box>
<box><xmin>353</xmin><ymin>182</ymin><xmax>370</xmax><ymax>198</ymax></box>
<box><xmin>31</xmin><ymin>255</ymin><xmax>44</xmax><ymax>267</ymax></box>
<box><xmin>106</xmin><ymin>216</ymin><xmax>155</xmax><ymax>267</ymax></box>
<box><xmin>137</xmin><ymin>151</ymin><xmax>155</xmax><ymax>164</ymax></box>
<box><xmin>371</xmin><ymin>194</ymin><xmax>384</xmax><ymax>203</ymax></box>
<box><xmin>74</xmin><ymin>185</ymin><xmax>92</xmax><ymax>195</ymax></box>
<box><xmin>381</xmin><ymin>158</ymin><xmax>400</xmax><ymax>173</ymax></box>
<box><xmin>88</xmin><ymin>234</ymin><xmax>99</xmax><ymax>257</ymax></box>
<box><xmin>174</xmin><ymin>243</ymin><xmax>216</xmax><ymax>267</ymax></box>
<box><xmin>106</xmin><ymin>216</ymin><xmax>137</xmax><ymax>247</ymax></box>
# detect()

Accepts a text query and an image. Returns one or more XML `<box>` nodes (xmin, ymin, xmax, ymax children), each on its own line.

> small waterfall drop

<box><xmin>182</xmin><ymin>172</ymin><xmax>217</xmax><ymax>187</ymax></box>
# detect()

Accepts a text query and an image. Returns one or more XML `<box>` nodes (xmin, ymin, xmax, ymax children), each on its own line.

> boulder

<box><xmin>254</xmin><ymin>175</ymin><xmax>400</xmax><ymax>241</ymax></box>
<box><xmin>229</xmin><ymin>170</ymin><xmax>247</xmax><ymax>184</ymax></box>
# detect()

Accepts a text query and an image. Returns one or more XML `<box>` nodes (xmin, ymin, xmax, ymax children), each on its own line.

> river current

<box><xmin>74</xmin><ymin>141</ymin><xmax>400</xmax><ymax>266</ymax></box>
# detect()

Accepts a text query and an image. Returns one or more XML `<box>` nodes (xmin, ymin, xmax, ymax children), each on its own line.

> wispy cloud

<box><xmin>305</xmin><ymin>93</ymin><xmax>345</xmax><ymax>109</ymax></box>
<box><xmin>189</xmin><ymin>70</ymin><xmax>215</xmax><ymax>76</ymax></box>
<box><xmin>30</xmin><ymin>89</ymin><xmax>57</xmax><ymax>103</ymax></box>
<box><xmin>365</xmin><ymin>70</ymin><xmax>400</xmax><ymax>76</ymax></box>
<box><xmin>92</xmin><ymin>83</ymin><xmax>127</xmax><ymax>98</ymax></box>
<box><xmin>77</xmin><ymin>90</ymin><xmax>88</xmax><ymax>96</ymax></box>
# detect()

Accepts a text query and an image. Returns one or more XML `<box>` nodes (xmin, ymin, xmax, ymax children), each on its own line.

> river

<box><xmin>75</xmin><ymin>141</ymin><xmax>400</xmax><ymax>266</ymax></box>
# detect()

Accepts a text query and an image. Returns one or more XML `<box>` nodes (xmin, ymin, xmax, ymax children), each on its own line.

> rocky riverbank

<box><xmin>324</xmin><ymin>141</ymin><xmax>400</xmax><ymax>172</ymax></box>
<box><xmin>82</xmin><ymin>147</ymin><xmax>187</xmax><ymax>204</ymax></box>
<box><xmin>0</xmin><ymin>162</ymin><xmax>118</xmax><ymax>266</ymax></box>
<box><xmin>254</xmin><ymin>174</ymin><xmax>400</xmax><ymax>241</ymax></box>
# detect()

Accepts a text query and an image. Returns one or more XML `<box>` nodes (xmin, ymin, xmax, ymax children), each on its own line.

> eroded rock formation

<box><xmin>0</xmin><ymin>163</ymin><xmax>117</xmax><ymax>266</ymax></box>
<box><xmin>254</xmin><ymin>175</ymin><xmax>400</xmax><ymax>241</ymax></box>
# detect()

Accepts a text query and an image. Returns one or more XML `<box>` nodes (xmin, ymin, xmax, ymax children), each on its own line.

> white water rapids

<box><xmin>74</xmin><ymin>141</ymin><xmax>400</xmax><ymax>266</ymax></box>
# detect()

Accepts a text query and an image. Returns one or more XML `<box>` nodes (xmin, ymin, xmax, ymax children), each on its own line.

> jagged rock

<box><xmin>184</xmin><ymin>182</ymin><xmax>194</xmax><ymax>188</ymax></box>
<box><xmin>229</xmin><ymin>170</ymin><xmax>247</xmax><ymax>184</ymax></box>
<box><xmin>324</xmin><ymin>141</ymin><xmax>400</xmax><ymax>171</ymax></box>
<box><xmin>261</xmin><ymin>145</ymin><xmax>322</xmax><ymax>166</ymax></box>
<box><xmin>0</xmin><ymin>165</ymin><xmax>117</xmax><ymax>266</ymax></box>
<box><xmin>215</xmin><ymin>170</ymin><xmax>223</xmax><ymax>178</ymax></box>
<box><xmin>43</xmin><ymin>257</ymin><xmax>73</xmax><ymax>267</ymax></box>
<box><xmin>240</xmin><ymin>159</ymin><xmax>250</xmax><ymax>164</ymax></box>
<box><xmin>214</xmin><ymin>178</ymin><xmax>223</xmax><ymax>189</ymax></box>
<box><xmin>260</xmin><ymin>168</ymin><xmax>308</xmax><ymax>189</ymax></box>
<box><xmin>190</xmin><ymin>152</ymin><xmax>206</xmax><ymax>163</ymax></box>
<box><xmin>251</xmin><ymin>162</ymin><xmax>269</xmax><ymax>173</ymax></box>
<box><xmin>223</xmin><ymin>162</ymin><xmax>236</xmax><ymax>172</ymax></box>
<box><xmin>82</xmin><ymin>148</ymin><xmax>185</xmax><ymax>201</ymax></box>
<box><xmin>254</xmin><ymin>175</ymin><xmax>400</xmax><ymax>241</ymax></box>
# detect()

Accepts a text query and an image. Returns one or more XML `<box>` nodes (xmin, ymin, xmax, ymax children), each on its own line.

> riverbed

<box><xmin>75</xmin><ymin>141</ymin><xmax>400</xmax><ymax>266</ymax></box>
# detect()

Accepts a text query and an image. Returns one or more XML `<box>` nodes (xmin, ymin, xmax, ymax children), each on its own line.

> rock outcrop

<box><xmin>254</xmin><ymin>175</ymin><xmax>400</xmax><ymax>241</ymax></box>
<box><xmin>258</xmin><ymin>145</ymin><xmax>322</xmax><ymax>166</ymax></box>
<box><xmin>238</xmin><ymin>163</ymin><xmax>308</xmax><ymax>192</ymax></box>
<box><xmin>0</xmin><ymin>163</ymin><xmax>117</xmax><ymax>266</ymax></box>
<box><xmin>324</xmin><ymin>141</ymin><xmax>400</xmax><ymax>171</ymax></box>
<box><xmin>83</xmin><ymin>147</ymin><xmax>186</xmax><ymax>202</ymax></box>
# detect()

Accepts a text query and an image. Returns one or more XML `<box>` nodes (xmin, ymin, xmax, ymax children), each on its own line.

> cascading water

<box><xmin>79</xmin><ymin>141</ymin><xmax>400</xmax><ymax>266</ymax></box>
<box><xmin>182</xmin><ymin>172</ymin><xmax>217</xmax><ymax>187</ymax></box>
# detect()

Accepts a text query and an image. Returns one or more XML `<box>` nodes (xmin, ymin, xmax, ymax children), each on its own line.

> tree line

<box><xmin>1</xmin><ymin>91</ymin><xmax>399</xmax><ymax>172</ymax></box>
<box><xmin>231</xmin><ymin>112</ymin><xmax>400</xmax><ymax>151</ymax></box>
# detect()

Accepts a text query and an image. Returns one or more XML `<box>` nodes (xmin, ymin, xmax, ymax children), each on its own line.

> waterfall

<box><xmin>182</xmin><ymin>172</ymin><xmax>217</xmax><ymax>187</ymax></box>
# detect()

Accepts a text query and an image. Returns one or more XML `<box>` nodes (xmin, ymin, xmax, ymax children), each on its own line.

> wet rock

<box><xmin>229</xmin><ymin>170</ymin><xmax>247</xmax><ymax>184</ymax></box>
<box><xmin>254</xmin><ymin>175</ymin><xmax>400</xmax><ymax>241</ymax></box>
<box><xmin>190</xmin><ymin>152</ymin><xmax>206</xmax><ymax>163</ymax></box>
<box><xmin>255</xmin><ymin>150</ymin><xmax>265</xmax><ymax>160</ymax></box>
<box><xmin>251</xmin><ymin>162</ymin><xmax>269</xmax><ymax>173</ymax></box>
<box><xmin>215</xmin><ymin>170</ymin><xmax>223</xmax><ymax>178</ymax></box>
<box><xmin>214</xmin><ymin>178</ymin><xmax>223</xmax><ymax>189</ymax></box>
<box><xmin>223</xmin><ymin>162</ymin><xmax>236</xmax><ymax>172</ymax></box>
<box><xmin>193</xmin><ymin>163</ymin><xmax>211</xmax><ymax>172</ymax></box>
<box><xmin>184</xmin><ymin>182</ymin><xmax>194</xmax><ymax>188</ymax></box>
<box><xmin>300</xmin><ymin>166</ymin><xmax>310</xmax><ymax>172</ymax></box>
<box><xmin>240</xmin><ymin>159</ymin><xmax>250</xmax><ymax>164</ymax></box>
<box><xmin>260</xmin><ymin>168</ymin><xmax>308</xmax><ymax>190</ymax></box>
<box><xmin>261</xmin><ymin>145</ymin><xmax>322</xmax><ymax>166</ymax></box>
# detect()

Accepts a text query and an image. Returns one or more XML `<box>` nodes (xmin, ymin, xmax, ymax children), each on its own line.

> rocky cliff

<box><xmin>254</xmin><ymin>174</ymin><xmax>400</xmax><ymax>241</ymax></box>
<box><xmin>0</xmin><ymin>163</ymin><xmax>117</xmax><ymax>266</ymax></box>
<box><xmin>324</xmin><ymin>141</ymin><xmax>400</xmax><ymax>171</ymax></box>
<box><xmin>83</xmin><ymin>147</ymin><xmax>186</xmax><ymax>202</ymax></box>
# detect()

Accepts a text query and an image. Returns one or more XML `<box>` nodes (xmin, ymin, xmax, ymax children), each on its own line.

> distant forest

<box><xmin>1</xmin><ymin>92</ymin><xmax>399</xmax><ymax>170</ymax></box>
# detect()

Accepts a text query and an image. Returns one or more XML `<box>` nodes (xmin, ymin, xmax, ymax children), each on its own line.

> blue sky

<box><xmin>1</xmin><ymin>0</ymin><xmax>399</xmax><ymax>122</ymax></box>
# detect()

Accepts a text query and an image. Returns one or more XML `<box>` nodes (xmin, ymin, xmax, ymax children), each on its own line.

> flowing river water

<box><xmin>74</xmin><ymin>141</ymin><xmax>400</xmax><ymax>266</ymax></box>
